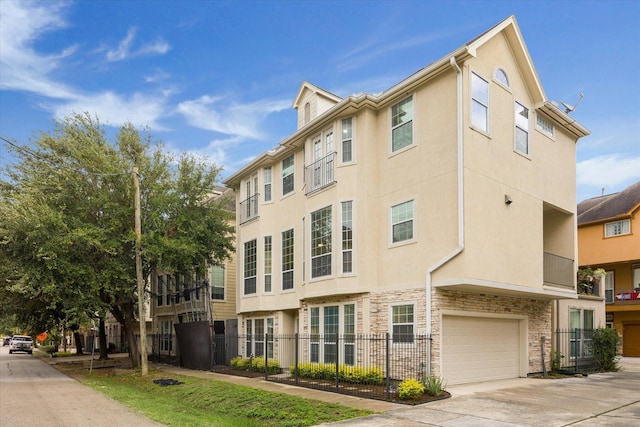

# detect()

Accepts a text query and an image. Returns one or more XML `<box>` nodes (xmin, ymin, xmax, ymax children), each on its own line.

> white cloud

<box><xmin>0</xmin><ymin>0</ymin><xmax>78</xmax><ymax>98</ymax></box>
<box><xmin>177</xmin><ymin>95</ymin><xmax>290</xmax><ymax>140</ymax></box>
<box><xmin>577</xmin><ymin>154</ymin><xmax>640</xmax><ymax>193</ymax></box>
<box><xmin>105</xmin><ymin>27</ymin><xmax>170</xmax><ymax>62</ymax></box>
<box><xmin>48</xmin><ymin>91</ymin><xmax>170</xmax><ymax>131</ymax></box>
<box><xmin>144</xmin><ymin>69</ymin><xmax>171</xmax><ymax>83</ymax></box>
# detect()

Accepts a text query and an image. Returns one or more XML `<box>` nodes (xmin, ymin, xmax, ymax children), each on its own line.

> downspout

<box><xmin>426</xmin><ymin>56</ymin><xmax>465</xmax><ymax>374</ymax></box>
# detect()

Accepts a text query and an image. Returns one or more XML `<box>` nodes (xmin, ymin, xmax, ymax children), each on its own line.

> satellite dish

<box><xmin>560</xmin><ymin>92</ymin><xmax>584</xmax><ymax>114</ymax></box>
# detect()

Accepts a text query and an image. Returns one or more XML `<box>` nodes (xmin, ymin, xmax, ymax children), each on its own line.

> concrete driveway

<box><xmin>318</xmin><ymin>357</ymin><xmax>640</xmax><ymax>426</ymax></box>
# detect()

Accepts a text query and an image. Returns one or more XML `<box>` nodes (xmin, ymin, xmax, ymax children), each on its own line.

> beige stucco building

<box><xmin>225</xmin><ymin>16</ymin><xmax>589</xmax><ymax>385</ymax></box>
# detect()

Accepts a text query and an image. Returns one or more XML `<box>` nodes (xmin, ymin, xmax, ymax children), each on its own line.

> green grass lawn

<box><xmin>79</xmin><ymin>369</ymin><xmax>373</xmax><ymax>426</ymax></box>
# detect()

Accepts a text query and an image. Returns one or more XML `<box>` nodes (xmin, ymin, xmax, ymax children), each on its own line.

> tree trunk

<box><xmin>98</xmin><ymin>317</ymin><xmax>108</xmax><ymax>360</ymax></box>
<box><xmin>73</xmin><ymin>330</ymin><xmax>84</xmax><ymax>355</ymax></box>
<box><xmin>125</xmin><ymin>320</ymin><xmax>140</xmax><ymax>368</ymax></box>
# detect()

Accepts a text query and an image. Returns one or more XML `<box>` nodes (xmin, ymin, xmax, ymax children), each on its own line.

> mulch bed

<box><xmin>212</xmin><ymin>367</ymin><xmax>450</xmax><ymax>405</ymax></box>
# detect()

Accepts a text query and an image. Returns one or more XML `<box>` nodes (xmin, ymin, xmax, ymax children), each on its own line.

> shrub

<box><xmin>107</xmin><ymin>342</ymin><xmax>116</xmax><ymax>353</ymax></box>
<box><xmin>422</xmin><ymin>375</ymin><xmax>447</xmax><ymax>396</ymax></box>
<box><xmin>592</xmin><ymin>328</ymin><xmax>619</xmax><ymax>372</ymax></box>
<box><xmin>230</xmin><ymin>356</ymin><xmax>280</xmax><ymax>374</ymax></box>
<box><xmin>290</xmin><ymin>363</ymin><xmax>384</xmax><ymax>385</ymax></box>
<box><xmin>398</xmin><ymin>378</ymin><xmax>425</xmax><ymax>400</ymax></box>
<box><xmin>551</xmin><ymin>351</ymin><xmax>564</xmax><ymax>372</ymax></box>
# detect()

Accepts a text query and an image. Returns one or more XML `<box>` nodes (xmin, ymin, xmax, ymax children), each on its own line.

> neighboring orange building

<box><xmin>577</xmin><ymin>181</ymin><xmax>640</xmax><ymax>356</ymax></box>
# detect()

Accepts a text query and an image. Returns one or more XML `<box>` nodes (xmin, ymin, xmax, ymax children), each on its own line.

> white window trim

<box><xmin>604</xmin><ymin>219</ymin><xmax>631</xmax><ymax>237</ymax></box>
<box><xmin>210</xmin><ymin>265</ymin><xmax>226</xmax><ymax>302</ymax></box>
<box><xmin>282</xmin><ymin>154</ymin><xmax>295</xmax><ymax>197</ymax></box>
<box><xmin>604</xmin><ymin>270</ymin><xmax>614</xmax><ymax>304</ymax></box>
<box><xmin>281</xmin><ymin>228</ymin><xmax>295</xmax><ymax>292</ymax></box>
<box><xmin>389</xmin><ymin>301</ymin><xmax>417</xmax><ymax>346</ymax></box>
<box><xmin>340</xmin><ymin>117</ymin><xmax>355</xmax><ymax>165</ymax></box>
<box><xmin>535</xmin><ymin>113</ymin><xmax>555</xmax><ymax>140</ymax></box>
<box><xmin>389</xmin><ymin>198</ymin><xmax>416</xmax><ymax>247</ymax></box>
<box><xmin>514</xmin><ymin>101</ymin><xmax>531</xmax><ymax>158</ymax></box>
<box><xmin>263</xmin><ymin>166</ymin><xmax>273</xmax><ymax>203</ymax></box>
<box><xmin>493</xmin><ymin>66</ymin><xmax>510</xmax><ymax>90</ymax></box>
<box><xmin>310</xmin><ymin>205</ymin><xmax>332</xmax><ymax>280</ymax></box>
<box><xmin>341</xmin><ymin>199</ymin><xmax>355</xmax><ymax>276</ymax></box>
<box><xmin>389</xmin><ymin>94</ymin><xmax>415</xmax><ymax>155</ymax></box>
<box><xmin>263</xmin><ymin>235</ymin><xmax>273</xmax><ymax>294</ymax></box>
<box><xmin>471</xmin><ymin>71</ymin><xmax>490</xmax><ymax>134</ymax></box>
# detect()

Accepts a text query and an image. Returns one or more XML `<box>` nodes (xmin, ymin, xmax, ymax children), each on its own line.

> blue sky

<box><xmin>1</xmin><ymin>0</ymin><xmax>638</xmax><ymax>202</ymax></box>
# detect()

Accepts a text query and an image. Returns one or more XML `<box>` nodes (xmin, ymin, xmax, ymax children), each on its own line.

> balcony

<box><xmin>240</xmin><ymin>193</ymin><xmax>259</xmax><ymax>224</ymax></box>
<box><xmin>543</xmin><ymin>252</ymin><xmax>574</xmax><ymax>289</ymax></box>
<box><xmin>305</xmin><ymin>152</ymin><xmax>335</xmax><ymax>195</ymax></box>
<box><xmin>613</xmin><ymin>289</ymin><xmax>640</xmax><ymax>304</ymax></box>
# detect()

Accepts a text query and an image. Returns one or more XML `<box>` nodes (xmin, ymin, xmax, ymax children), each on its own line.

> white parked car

<box><xmin>9</xmin><ymin>335</ymin><xmax>33</xmax><ymax>354</ymax></box>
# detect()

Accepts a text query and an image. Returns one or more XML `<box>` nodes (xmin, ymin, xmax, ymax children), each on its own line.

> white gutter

<box><xmin>426</xmin><ymin>57</ymin><xmax>465</xmax><ymax>374</ymax></box>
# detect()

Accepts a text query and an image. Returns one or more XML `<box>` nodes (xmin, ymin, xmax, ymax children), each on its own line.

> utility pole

<box><xmin>133</xmin><ymin>166</ymin><xmax>148</xmax><ymax>375</ymax></box>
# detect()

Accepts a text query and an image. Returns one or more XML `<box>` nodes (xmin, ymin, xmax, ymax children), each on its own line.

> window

<box><xmin>341</xmin><ymin>201</ymin><xmax>353</xmax><ymax>274</ymax></box>
<box><xmin>311</xmin><ymin>206</ymin><xmax>332</xmax><ymax>278</ymax></box>
<box><xmin>245</xmin><ymin>320</ymin><xmax>252</xmax><ymax>357</ymax></box>
<box><xmin>304</xmin><ymin>102</ymin><xmax>310</xmax><ymax>124</ymax></box>
<box><xmin>310</xmin><ymin>307</ymin><xmax>320</xmax><ymax>363</ymax></box>
<box><xmin>244</xmin><ymin>240</ymin><xmax>257</xmax><ymax>294</ymax></box>
<box><xmin>263</xmin><ymin>167</ymin><xmax>272</xmax><ymax>202</ymax></box>
<box><xmin>309</xmin><ymin>304</ymin><xmax>355</xmax><ymax>364</ymax></box>
<box><xmin>175</xmin><ymin>275</ymin><xmax>181</xmax><ymax>304</ymax></box>
<box><xmin>391</xmin><ymin>304</ymin><xmax>414</xmax><ymax>343</ymax></box>
<box><xmin>634</xmin><ymin>265</ymin><xmax>640</xmax><ymax>291</ymax></box>
<box><xmin>472</xmin><ymin>72</ymin><xmax>489</xmax><ymax>132</ymax></box>
<box><xmin>165</xmin><ymin>275</ymin><xmax>172</xmax><ymax>305</ymax></box>
<box><xmin>391</xmin><ymin>200</ymin><xmax>414</xmax><ymax>243</ymax></box>
<box><xmin>494</xmin><ymin>68</ymin><xmax>509</xmax><ymax>87</ymax></box>
<box><xmin>569</xmin><ymin>308</ymin><xmax>594</xmax><ymax>358</ymax></box>
<box><xmin>244</xmin><ymin>318</ymin><xmax>274</xmax><ymax>358</ymax></box>
<box><xmin>183</xmin><ymin>274</ymin><xmax>191</xmax><ymax>302</ymax></box>
<box><xmin>391</xmin><ymin>96</ymin><xmax>413</xmax><ymax>152</ymax></box>
<box><xmin>266</xmin><ymin>318</ymin><xmax>274</xmax><ymax>359</ymax></box>
<box><xmin>254</xmin><ymin>319</ymin><xmax>265</xmax><ymax>357</ymax></box>
<box><xmin>344</xmin><ymin>304</ymin><xmax>355</xmax><ymax>365</ymax></box>
<box><xmin>341</xmin><ymin>118</ymin><xmax>353</xmax><ymax>163</ymax></box>
<box><xmin>282</xmin><ymin>155</ymin><xmax>295</xmax><ymax>195</ymax></box>
<box><xmin>323</xmin><ymin>306</ymin><xmax>339</xmax><ymax>363</ymax></box>
<box><xmin>605</xmin><ymin>219</ymin><xmax>630</xmax><ymax>237</ymax></box>
<box><xmin>536</xmin><ymin>115</ymin><xmax>554</xmax><ymax>138</ymax></box>
<box><xmin>515</xmin><ymin>102</ymin><xmax>529</xmax><ymax>155</ymax></box>
<box><xmin>604</xmin><ymin>271</ymin><xmax>614</xmax><ymax>304</ymax></box>
<box><xmin>282</xmin><ymin>229</ymin><xmax>294</xmax><ymax>290</ymax></box>
<box><xmin>157</xmin><ymin>275</ymin><xmax>164</xmax><ymax>307</ymax></box>
<box><xmin>210</xmin><ymin>265</ymin><xmax>225</xmax><ymax>300</ymax></box>
<box><xmin>160</xmin><ymin>320</ymin><xmax>173</xmax><ymax>352</ymax></box>
<box><xmin>264</xmin><ymin>236</ymin><xmax>272</xmax><ymax>292</ymax></box>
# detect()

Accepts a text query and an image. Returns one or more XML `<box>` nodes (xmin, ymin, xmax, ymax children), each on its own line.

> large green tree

<box><xmin>0</xmin><ymin>113</ymin><xmax>234</xmax><ymax>366</ymax></box>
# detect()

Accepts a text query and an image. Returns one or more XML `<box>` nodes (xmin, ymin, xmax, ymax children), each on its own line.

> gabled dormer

<box><xmin>293</xmin><ymin>81</ymin><xmax>342</xmax><ymax>129</ymax></box>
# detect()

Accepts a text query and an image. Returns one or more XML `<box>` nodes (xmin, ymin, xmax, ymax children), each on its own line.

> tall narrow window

<box><xmin>160</xmin><ymin>320</ymin><xmax>173</xmax><ymax>352</ymax></box>
<box><xmin>310</xmin><ymin>307</ymin><xmax>320</xmax><ymax>363</ymax></box>
<box><xmin>325</xmin><ymin>131</ymin><xmax>334</xmax><ymax>183</ymax></box>
<box><xmin>311</xmin><ymin>206</ymin><xmax>332</xmax><ymax>278</ymax></box>
<box><xmin>282</xmin><ymin>155</ymin><xmax>295</xmax><ymax>195</ymax></box>
<box><xmin>392</xmin><ymin>304</ymin><xmax>414</xmax><ymax>343</ymax></box>
<box><xmin>165</xmin><ymin>275</ymin><xmax>172</xmax><ymax>305</ymax></box>
<box><xmin>244</xmin><ymin>240</ymin><xmax>257</xmax><ymax>294</ymax></box>
<box><xmin>210</xmin><ymin>265</ymin><xmax>225</xmax><ymax>300</ymax></box>
<box><xmin>341</xmin><ymin>118</ymin><xmax>353</xmax><ymax>163</ymax></box>
<box><xmin>263</xmin><ymin>167</ymin><xmax>272</xmax><ymax>202</ymax></box>
<box><xmin>304</xmin><ymin>102</ymin><xmax>311</xmax><ymax>124</ymax></box>
<box><xmin>472</xmin><ymin>72</ymin><xmax>489</xmax><ymax>132</ymax></box>
<box><xmin>323</xmin><ymin>306</ymin><xmax>339</xmax><ymax>363</ymax></box>
<box><xmin>282</xmin><ymin>229</ymin><xmax>294</xmax><ymax>290</ymax></box>
<box><xmin>344</xmin><ymin>304</ymin><xmax>355</xmax><ymax>365</ymax></box>
<box><xmin>266</xmin><ymin>318</ymin><xmax>274</xmax><ymax>359</ymax></box>
<box><xmin>157</xmin><ymin>275</ymin><xmax>164</xmax><ymax>307</ymax></box>
<box><xmin>391</xmin><ymin>200</ymin><xmax>414</xmax><ymax>243</ymax></box>
<box><xmin>175</xmin><ymin>275</ymin><xmax>181</xmax><ymax>304</ymax></box>
<box><xmin>264</xmin><ymin>236</ymin><xmax>272</xmax><ymax>292</ymax></box>
<box><xmin>391</xmin><ymin>96</ymin><xmax>413</xmax><ymax>152</ymax></box>
<box><xmin>341</xmin><ymin>201</ymin><xmax>353</xmax><ymax>273</ymax></box>
<box><xmin>604</xmin><ymin>271</ymin><xmax>614</xmax><ymax>304</ymax></box>
<box><xmin>245</xmin><ymin>320</ymin><xmax>252</xmax><ymax>357</ymax></box>
<box><xmin>515</xmin><ymin>102</ymin><xmax>529</xmax><ymax>155</ymax></box>
<box><xmin>254</xmin><ymin>319</ymin><xmax>265</xmax><ymax>357</ymax></box>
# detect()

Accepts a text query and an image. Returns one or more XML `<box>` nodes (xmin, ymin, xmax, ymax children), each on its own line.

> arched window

<box><xmin>495</xmin><ymin>68</ymin><xmax>509</xmax><ymax>87</ymax></box>
<box><xmin>304</xmin><ymin>102</ymin><xmax>311</xmax><ymax>123</ymax></box>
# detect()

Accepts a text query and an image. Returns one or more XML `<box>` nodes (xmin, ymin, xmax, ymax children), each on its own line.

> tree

<box><xmin>0</xmin><ymin>113</ymin><xmax>234</xmax><ymax>369</ymax></box>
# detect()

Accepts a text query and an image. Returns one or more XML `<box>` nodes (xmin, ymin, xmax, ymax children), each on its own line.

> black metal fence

<box><xmin>212</xmin><ymin>333</ymin><xmax>432</xmax><ymax>402</ymax></box>
<box><xmin>553</xmin><ymin>329</ymin><xmax>595</xmax><ymax>373</ymax></box>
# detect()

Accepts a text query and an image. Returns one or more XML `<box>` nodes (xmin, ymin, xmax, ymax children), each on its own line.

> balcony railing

<box><xmin>613</xmin><ymin>289</ymin><xmax>640</xmax><ymax>304</ymax></box>
<box><xmin>305</xmin><ymin>152</ymin><xmax>335</xmax><ymax>195</ymax></box>
<box><xmin>240</xmin><ymin>193</ymin><xmax>259</xmax><ymax>224</ymax></box>
<box><xmin>543</xmin><ymin>252</ymin><xmax>574</xmax><ymax>289</ymax></box>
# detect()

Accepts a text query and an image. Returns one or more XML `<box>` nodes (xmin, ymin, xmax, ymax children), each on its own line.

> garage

<box><xmin>623</xmin><ymin>323</ymin><xmax>640</xmax><ymax>357</ymax></box>
<box><xmin>442</xmin><ymin>315</ymin><xmax>522</xmax><ymax>385</ymax></box>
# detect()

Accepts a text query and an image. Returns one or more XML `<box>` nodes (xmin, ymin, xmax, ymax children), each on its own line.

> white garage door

<box><xmin>442</xmin><ymin>316</ymin><xmax>521</xmax><ymax>385</ymax></box>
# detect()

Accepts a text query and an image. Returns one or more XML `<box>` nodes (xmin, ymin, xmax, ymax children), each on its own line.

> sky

<box><xmin>1</xmin><ymin>0</ymin><xmax>639</xmax><ymax>202</ymax></box>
